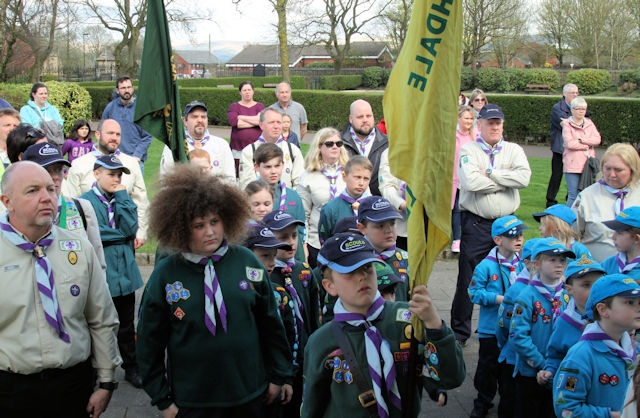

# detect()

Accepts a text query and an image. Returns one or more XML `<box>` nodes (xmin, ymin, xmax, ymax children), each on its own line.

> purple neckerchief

<box><xmin>257</xmin><ymin>135</ymin><xmax>284</xmax><ymax>145</ymax></box>
<box><xmin>333</xmin><ymin>293</ymin><xmax>401</xmax><ymax>417</ymax></box>
<box><xmin>580</xmin><ymin>322</ymin><xmax>635</xmax><ymax>365</ymax></box>
<box><xmin>616</xmin><ymin>252</ymin><xmax>640</xmax><ymax>274</ymax></box>
<box><xmin>530</xmin><ymin>277</ymin><xmax>564</xmax><ymax>320</ymax></box>
<box><xmin>277</xmin><ymin>181</ymin><xmax>287</xmax><ymax>211</ymax></box>
<box><xmin>339</xmin><ymin>190</ymin><xmax>369</xmax><ymax>215</ymax></box>
<box><xmin>350</xmin><ymin>126</ymin><xmax>376</xmax><ymax>155</ymax></box>
<box><xmin>377</xmin><ymin>244</ymin><xmax>397</xmax><ymax>261</ymax></box>
<box><xmin>598</xmin><ymin>179</ymin><xmax>629</xmax><ymax>215</ymax></box>
<box><xmin>186</xmin><ymin>131</ymin><xmax>210</xmax><ymax>148</ymax></box>
<box><xmin>476</xmin><ymin>137</ymin><xmax>503</xmax><ymax>169</ymax></box>
<box><xmin>322</xmin><ymin>166</ymin><xmax>342</xmax><ymax>199</ymax></box>
<box><xmin>559</xmin><ymin>298</ymin><xmax>588</xmax><ymax>332</ymax></box>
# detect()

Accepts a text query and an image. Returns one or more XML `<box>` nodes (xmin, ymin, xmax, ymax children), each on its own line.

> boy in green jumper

<box><xmin>357</xmin><ymin>195</ymin><xmax>410</xmax><ymax>301</ymax></box>
<box><xmin>302</xmin><ymin>233</ymin><xmax>465</xmax><ymax>418</ymax></box>
<box><xmin>254</xmin><ymin>142</ymin><xmax>306</xmax><ymax>262</ymax></box>
<box><xmin>263</xmin><ymin>210</ymin><xmax>321</xmax><ymax>417</ymax></box>
<box><xmin>318</xmin><ymin>155</ymin><xmax>372</xmax><ymax>244</ymax></box>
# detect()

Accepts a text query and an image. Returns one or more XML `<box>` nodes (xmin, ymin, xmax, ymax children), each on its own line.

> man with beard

<box><xmin>101</xmin><ymin>76</ymin><xmax>153</xmax><ymax>170</ymax></box>
<box><xmin>340</xmin><ymin>99</ymin><xmax>388</xmax><ymax>196</ymax></box>
<box><xmin>62</xmin><ymin>119</ymin><xmax>149</xmax><ymax>252</ymax></box>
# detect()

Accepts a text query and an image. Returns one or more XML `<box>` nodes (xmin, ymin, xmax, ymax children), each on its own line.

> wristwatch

<box><xmin>98</xmin><ymin>381</ymin><xmax>119</xmax><ymax>391</ymax></box>
<box><xmin>485</xmin><ymin>168</ymin><xmax>492</xmax><ymax>176</ymax></box>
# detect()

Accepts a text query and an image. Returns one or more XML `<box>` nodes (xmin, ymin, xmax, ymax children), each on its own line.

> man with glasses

<box><xmin>546</xmin><ymin>83</ymin><xmax>580</xmax><ymax>207</ymax></box>
<box><xmin>340</xmin><ymin>99</ymin><xmax>389</xmax><ymax>196</ymax></box>
<box><xmin>101</xmin><ymin>76</ymin><xmax>152</xmax><ymax>171</ymax></box>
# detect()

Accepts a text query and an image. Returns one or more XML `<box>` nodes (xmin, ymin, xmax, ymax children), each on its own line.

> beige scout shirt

<box><xmin>458</xmin><ymin>140</ymin><xmax>531</xmax><ymax>220</ymax></box>
<box><xmin>61</xmin><ymin>151</ymin><xmax>149</xmax><ymax>240</ymax></box>
<box><xmin>0</xmin><ymin>225</ymin><xmax>121</xmax><ymax>382</ymax></box>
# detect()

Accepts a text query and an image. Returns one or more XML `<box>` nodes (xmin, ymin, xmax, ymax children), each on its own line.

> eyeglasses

<box><xmin>573</xmin><ymin>107</ymin><xmax>587</xmax><ymax>111</ymax></box>
<box><xmin>474</xmin><ymin>98</ymin><xmax>486</xmax><ymax>102</ymax></box>
<box><xmin>323</xmin><ymin>140</ymin><xmax>343</xmax><ymax>148</ymax></box>
<box><xmin>25</xmin><ymin>126</ymin><xmax>46</xmax><ymax>140</ymax></box>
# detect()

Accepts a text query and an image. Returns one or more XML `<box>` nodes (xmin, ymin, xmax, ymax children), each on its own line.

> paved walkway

<box><xmin>104</xmin><ymin>257</ymin><xmax>496</xmax><ymax>418</ymax></box>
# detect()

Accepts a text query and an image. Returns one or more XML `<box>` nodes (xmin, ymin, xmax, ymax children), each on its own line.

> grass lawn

<box><xmin>139</xmin><ymin>138</ymin><xmax>564</xmax><ymax>253</ymax></box>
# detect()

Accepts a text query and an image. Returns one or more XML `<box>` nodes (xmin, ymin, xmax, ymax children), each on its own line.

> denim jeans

<box><xmin>564</xmin><ymin>172</ymin><xmax>580</xmax><ymax>207</ymax></box>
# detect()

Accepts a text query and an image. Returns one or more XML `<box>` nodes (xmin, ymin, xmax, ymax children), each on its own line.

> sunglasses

<box><xmin>474</xmin><ymin>98</ymin><xmax>486</xmax><ymax>102</ymax></box>
<box><xmin>323</xmin><ymin>140</ymin><xmax>343</xmax><ymax>148</ymax></box>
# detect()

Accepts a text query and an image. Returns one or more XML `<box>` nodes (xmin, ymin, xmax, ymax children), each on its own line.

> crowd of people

<box><xmin>0</xmin><ymin>77</ymin><xmax>639</xmax><ymax>418</ymax></box>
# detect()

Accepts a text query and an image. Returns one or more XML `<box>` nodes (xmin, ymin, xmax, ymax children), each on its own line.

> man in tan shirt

<box><xmin>0</xmin><ymin>161</ymin><xmax>121</xmax><ymax>417</ymax></box>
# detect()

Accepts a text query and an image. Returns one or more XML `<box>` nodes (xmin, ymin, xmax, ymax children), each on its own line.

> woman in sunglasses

<box><xmin>296</xmin><ymin>127</ymin><xmax>349</xmax><ymax>267</ymax></box>
<box><xmin>469</xmin><ymin>88</ymin><xmax>488</xmax><ymax>130</ymax></box>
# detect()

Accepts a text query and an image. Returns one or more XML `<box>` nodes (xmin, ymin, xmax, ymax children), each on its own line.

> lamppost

<box><xmin>83</xmin><ymin>33</ymin><xmax>89</xmax><ymax>79</ymax></box>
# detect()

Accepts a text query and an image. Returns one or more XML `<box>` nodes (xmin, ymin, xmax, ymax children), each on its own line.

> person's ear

<box><xmin>493</xmin><ymin>236</ymin><xmax>502</xmax><ymax>246</ymax></box>
<box><xmin>596</xmin><ymin>302</ymin><xmax>609</xmax><ymax>318</ymax></box>
<box><xmin>357</xmin><ymin>222</ymin><xmax>367</xmax><ymax>235</ymax></box>
<box><xmin>322</xmin><ymin>277</ymin><xmax>338</xmax><ymax>297</ymax></box>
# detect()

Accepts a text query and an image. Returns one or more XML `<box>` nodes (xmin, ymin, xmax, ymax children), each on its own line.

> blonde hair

<box><xmin>304</xmin><ymin>127</ymin><xmax>349</xmax><ymax>172</ymax></box>
<box><xmin>541</xmin><ymin>215</ymin><xmax>579</xmax><ymax>248</ymax></box>
<box><xmin>469</xmin><ymin>89</ymin><xmax>486</xmax><ymax>103</ymax></box>
<box><xmin>570</xmin><ymin>97</ymin><xmax>587</xmax><ymax>108</ymax></box>
<box><xmin>601</xmin><ymin>143</ymin><xmax>640</xmax><ymax>187</ymax></box>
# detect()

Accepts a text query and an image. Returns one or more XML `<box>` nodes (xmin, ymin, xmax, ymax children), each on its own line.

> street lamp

<box><xmin>82</xmin><ymin>33</ymin><xmax>89</xmax><ymax>78</ymax></box>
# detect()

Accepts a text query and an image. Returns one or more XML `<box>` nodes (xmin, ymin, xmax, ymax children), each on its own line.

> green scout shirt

<box><xmin>273</xmin><ymin>184</ymin><xmax>307</xmax><ymax>263</ymax></box>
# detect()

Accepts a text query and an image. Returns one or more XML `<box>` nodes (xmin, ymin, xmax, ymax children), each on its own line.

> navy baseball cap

<box><xmin>183</xmin><ymin>100</ymin><xmax>208</xmax><ymax>117</ymax></box>
<box><xmin>491</xmin><ymin>215</ymin><xmax>527</xmax><ymax>238</ymax></box>
<box><xmin>334</xmin><ymin>216</ymin><xmax>360</xmax><ymax>234</ymax></box>
<box><xmin>603</xmin><ymin>206</ymin><xmax>640</xmax><ymax>231</ymax></box>
<box><xmin>375</xmin><ymin>262</ymin><xmax>402</xmax><ymax>293</ymax></box>
<box><xmin>317</xmin><ymin>232</ymin><xmax>381</xmax><ymax>274</ymax></box>
<box><xmin>564</xmin><ymin>256</ymin><xmax>605</xmax><ymax>283</ymax></box>
<box><xmin>530</xmin><ymin>237</ymin><xmax>576</xmax><ymax>260</ymax></box>
<box><xmin>244</xmin><ymin>223</ymin><xmax>292</xmax><ymax>250</ymax></box>
<box><xmin>22</xmin><ymin>142</ymin><xmax>71</xmax><ymax>168</ymax></box>
<box><xmin>532</xmin><ymin>204</ymin><xmax>577</xmax><ymax>225</ymax></box>
<box><xmin>357</xmin><ymin>196</ymin><xmax>402</xmax><ymax>223</ymax></box>
<box><xmin>262</xmin><ymin>210</ymin><xmax>304</xmax><ymax>231</ymax></box>
<box><xmin>93</xmin><ymin>155</ymin><xmax>130</xmax><ymax>174</ymax></box>
<box><xmin>586</xmin><ymin>273</ymin><xmax>640</xmax><ymax>316</ymax></box>
<box><xmin>478</xmin><ymin>104</ymin><xmax>505</xmax><ymax>120</ymax></box>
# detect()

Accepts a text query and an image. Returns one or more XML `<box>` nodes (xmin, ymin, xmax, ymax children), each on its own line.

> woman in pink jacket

<box><xmin>563</xmin><ymin>96</ymin><xmax>601</xmax><ymax>207</ymax></box>
<box><xmin>451</xmin><ymin>105</ymin><xmax>475</xmax><ymax>252</ymax></box>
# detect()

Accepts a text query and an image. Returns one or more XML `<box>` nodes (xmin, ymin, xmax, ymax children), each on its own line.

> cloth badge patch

<box><xmin>174</xmin><ymin>307</ymin><xmax>185</xmax><ymax>320</ymax></box>
<box><xmin>239</xmin><ymin>280</ymin><xmax>250</xmax><ymax>291</ymax></box>
<box><xmin>66</xmin><ymin>205</ymin><xmax>79</xmax><ymax>216</ymax></box>
<box><xmin>246</xmin><ymin>267</ymin><xmax>264</xmax><ymax>282</ymax></box>
<box><xmin>461</xmin><ymin>155</ymin><xmax>469</xmax><ymax>164</ymax></box>
<box><xmin>165</xmin><ymin>281</ymin><xmax>191</xmax><ymax>305</ymax></box>
<box><xmin>564</xmin><ymin>376</ymin><xmax>577</xmax><ymax>391</ymax></box>
<box><xmin>555</xmin><ymin>389</ymin><xmax>566</xmax><ymax>405</ymax></box>
<box><xmin>561</xmin><ymin>410</ymin><xmax>573</xmax><ymax>418</ymax></box>
<box><xmin>67</xmin><ymin>218</ymin><xmax>82</xmax><ymax>230</ymax></box>
<box><xmin>404</xmin><ymin>324</ymin><xmax>413</xmax><ymax>340</ymax></box>
<box><xmin>394</xmin><ymin>351</ymin><xmax>410</xmax><ymax>362</ymax></box>
<box><xmin>68</xmin><ymin>251</ymin><xmax>78</xmax><ymax>265</ymax></box>
<box><xmin>396</xmin><ymin>308</ymin><xmax>413</xmax><ymax>323</ymax></box>
<box><xmin>59</xmin><ymin>240</ymin><xmax>81</xmax><ymax>251</ymax></box>
<box><xmin>564</xmin><ymin>294</ymin><xmax>570</xmax><ymax>303</ymax></box>
<box><xmin>423</xmin><ymin>364</ymin><xmax>440</xmax><ymax>381</ymax></box>
<box><xmin>70</xmin><ymin>284</ymin><xmax>80</xmax><ymax>296</ymax></box>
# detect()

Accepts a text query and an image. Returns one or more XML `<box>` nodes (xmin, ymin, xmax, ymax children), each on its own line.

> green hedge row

<box><xmin>79</xmin><ymin>76</ymin><xmax>307</xmax><ymax>90</ymax></box>
<box><xmin>319</xmin><ymin>75</ymin><xmax>362</xmax><ymax>90</ymax></box>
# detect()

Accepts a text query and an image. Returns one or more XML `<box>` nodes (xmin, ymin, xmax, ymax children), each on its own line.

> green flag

<box><xmin>134</xmin><ymin>0</ymin><xmax>186</xmax><ymax>162</ymax></box>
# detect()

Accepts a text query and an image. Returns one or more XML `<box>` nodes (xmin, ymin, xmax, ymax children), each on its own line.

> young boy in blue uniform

<box><xmin>318</xmin><ymin>155</ymin><xmax>372</xmax><ymax>244</ymax></box>
<box><xmin>356</xmin><ymin>196</ymin><xmax>410</xmax><ymax>301</ymax></box>
<box><xmin>468</xmin><ymin>215</ymin><xmax>526</xmax><ymax>418</ymax></box>
<box><xmin>263</xmin><ymin>210</ymin><xmax>320</xmax><ymax>417</ymax></box>
<box><xmin>80</xmin><ymin>155</ymin><xmax>144</xmax><ymax>387</ymax></box>
<box><xmin>540</xmin><ymin>256</ymin><xmax>605</xmax><ymax>386</ymax></box>
<box><xmin>553</xmin><ymin>274</ymin><xmax>640</xmax><ymax>417</ymax></box>
<box><xmin>254</xmin><ymin>143</ymin><xmax>306</xmax><ymax>262</ymax></box>
<box><xmin>511</xmin><ymin>237</ymin><xmax>575</xmax><ymax>417</ymax></box>
<box><xmin>302</xmin><ymin>233</ymin><xmax>465</xmax><ymax>417</ymax></box>
<box><xmin>602</xmin><ymin>206</ymin><xmax>640</xmax><ymax>281</ymax></box>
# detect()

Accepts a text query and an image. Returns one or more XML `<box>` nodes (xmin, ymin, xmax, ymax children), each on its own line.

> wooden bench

<box><xmin>263</xmin><ymin>83</ymin><xmax>278</xmax><ymax>88</ymax></box>
<box><xmin>525</xmin><ymin>83</ymin><xmax>550</xmax><ymax>94</ymax></box>
<box><xmin>217</xmin><ymin>84</ymin><xmax>234</xmax><ymax>88</ymax></box>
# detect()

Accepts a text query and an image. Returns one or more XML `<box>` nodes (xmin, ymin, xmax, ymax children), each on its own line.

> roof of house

<box><xmin>226</xmin><ymin>41</ymin><xmax>392</xmax><ymax>67</ymax></box>
<box><xmin>175</xmin><ymin>50</ymin><xmax>220</xmax><ymax>65</ymax></box>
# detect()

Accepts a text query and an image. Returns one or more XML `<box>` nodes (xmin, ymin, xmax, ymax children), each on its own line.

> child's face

<box><xmin>322</xmin><ymin>263</ymin><xmax>378</xmax><ymax>316</ymax></box>
<box><xmin>357</xmin><ymin>220</ymin><xmax>397</xmax><ymax>252</ymax></box>
<box><xmin>539</xmin><ymin>217</ymin><xmax>556</xmax><ymax>238</ymax></box>
<box><xmin>282</xmin><ymin>116</ymin><xmax>291</xmax><ymax>132</ymax></box>
<box><xmin>190</xmin><ymin>156</ymin><xmax>212</xmax><ymax>174</ymax></box>
<box><xmin>494</xmin><ymin>234</ymin><xmax>524</xmax><ymax>255</ymax></box>
<box><xmin>255</xmin><ymin>157</ymin><xmax>284</xmax><ymax>186</ymax></box>
<box><xmin>273</xmin><ymin>225</ymin><xmax>298</xmax><ymax>261</ymax></box>
<box><xmin>188</xmin><ymin>213</ymin><xmax>225</xmax><ymax>256</ymax></box>
<box><xmin>600</xmin><ymin>296</ymin><xmax>640</xmax><ymax>332</ymax></box>
<box><xmin>252</xmin><ymin>247</ymin><xmax>278</xmax><ymax>275</ymax></box>
<box><xmin>565</xmin><ymin>273</ymin><xmax>600</xmax><ymax>311</ymax></box>
<box><xmin>342</xmin><ymin>166</ymin><xmax>371</xmax><ymax>198</ymax></box>
<box><xmin>612</xmin><ymin>230</ymin><xmax>638</xmax><ymax>254</ymax></box>
<box><xmin>248</xmin><ymin>189</ymin><xmax>273</xmax><ymax>222</ymax></box>
<box><xmin>535</xmin><ymin>256</ymin><xmax>568</xmax><ymax>282</ymax></box>
<box><xmin>93</xmin><ymin>167</ymin><xmax>124</xmax><ymax>194</ymax></box>
<box><xmin>77</xmin><ymin>126</ymin><xmax>90</xmax><ymax>139</ymax></box>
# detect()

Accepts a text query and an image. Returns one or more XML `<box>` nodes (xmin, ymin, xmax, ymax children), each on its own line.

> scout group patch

<box><xmin>246</xmin><ymin>267</ymin><xmax>264</xmax><ymax>282</ymax></box>
<box><xmin>165</xmin><ymin>281</ymin><xmax>191</xmax><ymax>305</ymax></box>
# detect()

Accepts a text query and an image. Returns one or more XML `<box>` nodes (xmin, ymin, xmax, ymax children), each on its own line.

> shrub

<box><xmin>307</xmin><ymin>62</ymin><xmax>334</xmax><ymax>69</ymax></box>
<box><xmin>565</xmin><ymin>69</ymin><xmax>612</xmax><ymax>95</ymax></box>
<box><xmin>476</xmin><ymin>67</ymin><xmax>509</xmax><ymax>92</ymax></box>
<box><xmin>527</xmin><ymin>69</ymin><xmax>560</xmax><ymax>91</ymax></box>
<box><xmin>618</xmin><ymin>70</ymin><xmax>640</xmax><ymax>86</ymax></box>
<box><xmin>362</xmin><ymin>66</ymin><xmax>385</xmax><ymax>88</ymax></box>
<box><xmin>460</xmin><ymin>66</ymin><xmax>474</xmax><ymax>90</ymax></box>
<box><xmin>319</xmin><ymin>75</ymin><xmax>362</xmax><ymax>90</ymax></box>
<box><xmin>505</xmin><ymin>68</ymin><xmax>529</xmax><ymax>92</ymax></box>
<box><xmin>618</xmin><ymin>82</ymin><xmax>637</xmax><ymax>95</ymax></box>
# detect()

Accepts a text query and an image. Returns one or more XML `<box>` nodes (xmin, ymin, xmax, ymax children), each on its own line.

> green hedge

<box><xmin>566</xmin><ymin>69</ymin><xmax>611</xmax><ymax>95</ymax></box>
<box><xmin>319</xmin><ymin>75</ymin><xmax>362</xmax><ymax>90</ymax></box>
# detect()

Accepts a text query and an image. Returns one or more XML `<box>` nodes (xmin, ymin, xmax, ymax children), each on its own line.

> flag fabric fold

<box><xmin>382</xmin><ymin>0</ymin><xmax>463</xmax><ymax>334</ymax></box>
<box><xmin>133</xmin><ymin>0</ymin><xmax>187</xmax><ymax>162</ymax></box>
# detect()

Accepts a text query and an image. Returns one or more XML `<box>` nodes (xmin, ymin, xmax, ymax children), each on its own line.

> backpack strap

<box><xmin>73</xmin><ymin>198</ymin><xmax>88</xmax><ymax>230</ymax></box>
<box><xmin>287</xmin><ymin>141</ymin><xmax>295</xmax><ymax>163</ymax></box>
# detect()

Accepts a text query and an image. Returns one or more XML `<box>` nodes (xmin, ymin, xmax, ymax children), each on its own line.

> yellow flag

<box><xmin>383</xmin><ymin>0</ymin><xmax>462</xmax><ymax>331</ymax></box>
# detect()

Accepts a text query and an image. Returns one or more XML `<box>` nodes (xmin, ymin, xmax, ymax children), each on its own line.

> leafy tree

<box><xmin>378</xmin><ymin>0</ymin><xmax>413</xmax><ymax>56</ymax></box>
<box><xmin>536</xmin><ymin>0</ymin><xmax>571</xmax><ymax>66</ymax></box>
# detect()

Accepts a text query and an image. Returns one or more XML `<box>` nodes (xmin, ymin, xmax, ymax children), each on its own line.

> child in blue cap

<box><xmin>540</xmin><ymin>256</ymin><xmax>605</xmax><ymax>387</ymax></box>
<box><xmin>511</xmin><ymin>237</ymin><xmax>575</xmax><ymax>417</ymax></box>
<box><xmin>532</xmin><ymin>204</ymin><xmax>591</xmax><ymax>260</ymax></box>
<box><xmin>468</xmin><ymin>215</ymin><xmax>527</xmax><ymax>417</ymax></box>
<box><xmin>553</xmin><ymin>273</ymin><xmax>640</xmax><ymax>417</ymax></box>
<box><xmin>602</xmin><ymin>206</ymin><xmax>640</xmax><ymax>282</ymax></box>
<box><xmin>302</xmin><ymin>233</ymin><xmax>465</xmax><ymax>417</ymax></box>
